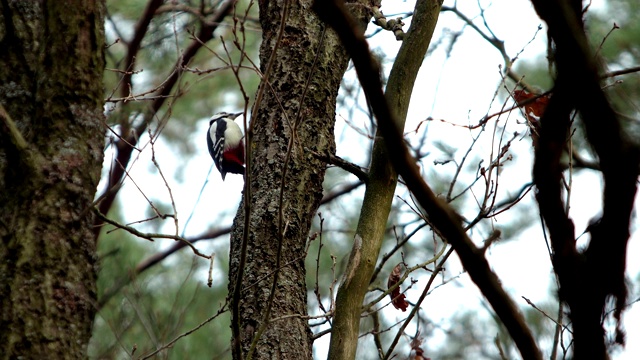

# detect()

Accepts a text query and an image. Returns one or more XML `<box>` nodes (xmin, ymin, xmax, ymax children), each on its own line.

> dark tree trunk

<box><xmin>0</xmin><ymin>1</ymin><xmax>105</xmax><ymax>358</ymax></box>
<box><xmin>531</xmin><ymin>0</ymin><xmax>640</xmax><ymax>358</ymax></box>
<box><xmin>228</xmin><ymin>0</ymin><xmax>371</xmax><ymax>358</ymax></box>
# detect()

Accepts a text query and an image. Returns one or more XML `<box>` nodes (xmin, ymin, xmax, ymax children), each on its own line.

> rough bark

<box><xmin>0</xmin><ymin>1</ymin><xmax>105</xmax><ymax>358</ymax></box>
<box><xmin>228</xmin><ymin>0</ymin><xmax>371</xmax><ymax>358</ymax></box>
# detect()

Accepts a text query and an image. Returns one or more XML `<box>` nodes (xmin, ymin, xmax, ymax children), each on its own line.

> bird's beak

<box><xmin>232</xmin><ymin>112</ymin><xmax>243</xmax><ymax>119</ymax></box>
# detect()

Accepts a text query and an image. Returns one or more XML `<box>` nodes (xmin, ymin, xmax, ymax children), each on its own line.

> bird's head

<box><xmin>209</xmin><ymin>112</ymin><xmax>243</xmax><ymax>126</ymax></box>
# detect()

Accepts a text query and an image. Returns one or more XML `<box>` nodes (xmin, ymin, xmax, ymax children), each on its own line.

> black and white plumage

<box><xmin>206</xmin><ymin>112</ymin><xmax>245</xmax><ymax>180</ymax></box>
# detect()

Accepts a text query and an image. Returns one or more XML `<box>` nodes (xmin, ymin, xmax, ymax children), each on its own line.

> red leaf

<box><xmin>388</xmin><ymin>263</ymin><xmax>409</xmax><ymax>312</ymax></box>
<box><xmin>513</xmin><ymin>89</ymin><xmax>550</xmax><ymax>120</ymax></box>
<box><xmin>513</xmin><ymin>89</ymin><xmax>550</xmax><ymax>146</ymax></box>
<box><xmin>410</xmin><ymin>333</ymin><xmax>431</xmax><ymax>360</ymax></box>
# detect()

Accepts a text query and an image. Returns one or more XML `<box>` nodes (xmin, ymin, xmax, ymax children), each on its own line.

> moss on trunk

<box><xmin>0</xmin><ymin>1</ymin><xmax>106</xmax><ymax>358</ymax></box>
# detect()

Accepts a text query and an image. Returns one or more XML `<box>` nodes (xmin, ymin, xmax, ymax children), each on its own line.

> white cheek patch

<box><xmin>224</xmin><ymin>123</ymin><xmax>244</xmax><ymax>151</ymax></box>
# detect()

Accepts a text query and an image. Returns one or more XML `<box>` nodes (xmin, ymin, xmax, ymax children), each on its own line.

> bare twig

<box><xmin>97</xmin><ymin>226</ymin><xmax>231</xmax><ymax>309</ymax></box>
<box><xmin>382</xmin><ymin>247</ymin><xmax>454</xmax><ymax>360</ymax></box>
<box><xmin>602</xmin><ymin>65</ymin><xmax>640</xmax><ymax>79</ymax></box>
<box><xmin>440</xmin><ymin>5</ymin><xmax>536</xmax><ymax>92</ymax></box>
<box><xmin>372</xmin><ymin>7</ymin><xmax>405</xmax><ymax>40</ymax></box>
<box><xmin>119</xmin><ymin>0</ymin><xmax>164</xmax><ymax>99</ymax></box>
<box><xmin>138</xmin><ymin>301</ymin><xmax>229</xmax><ymax>359</ymax></box>
<box><xmin>93</xmin><ymin>209</ymin><xmax>210</xmax><ymax>259</ymax></box>
<box><xmin>310</xmin><ymin>150</ymin><xmax>369</xmax><ymax>182</ymax></box>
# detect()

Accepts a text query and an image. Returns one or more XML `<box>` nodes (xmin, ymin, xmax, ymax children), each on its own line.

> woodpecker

<box><xmin>207</xmin><ymin>112</ymin><xmax>245</xmax><ymax>180</ymax></box>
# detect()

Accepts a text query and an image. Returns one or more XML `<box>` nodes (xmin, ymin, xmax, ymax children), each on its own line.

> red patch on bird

<box><xmin>223</xmin><ymin>145</ymin><xmax>245</xmax><ymax>165</ymax></box>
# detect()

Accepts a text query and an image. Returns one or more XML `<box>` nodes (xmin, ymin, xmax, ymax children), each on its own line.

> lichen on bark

<box><xmin>0</xmin><ymin>1</ymin><xmax>106</xmax><ymax>358</ymax></box>
<box><xmin>227</xmin><ymin>0</ymin><xmax>373</xmax><ymax>359</ymax></box>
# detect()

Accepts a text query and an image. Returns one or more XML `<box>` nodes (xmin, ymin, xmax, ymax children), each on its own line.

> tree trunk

<box><xmin>228</xmin><ymin>0</ymin><xmax>371</xmax><ymax>358</ymax></box>
<box><xmin>0</xmin><ymin>1</ymin><xmax>105</xmax><ymax>359</ymax></box>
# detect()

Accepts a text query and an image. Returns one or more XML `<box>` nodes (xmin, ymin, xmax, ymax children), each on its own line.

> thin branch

<box><xmin>310</xmin><ymin>150</ymin><xmax>369</xmax><ymax>182</ymax></box>
<box><xmin>551</xmin><ymin>301</ymin><xmax>564</xmax><ymax>360</ymax></box>
<box><xmin>97</xmin><ymin>226</ymin><xmax>231</xmax><ymax>309</ymax></box>
<box><xmin>522</xmin><ymin>296</ymin><xmax>567</xmax><ymax>330</ymax></box>
<box><xmin>155</xmin><ymin>4</ymin><xmax>210</xmax><ymax>23</ymax></box>
<box><xmin>440</xmin><ymin>5</ymin><xmax>537</xmax><ymax>92</ymax></box>
<box><xmin>372</xmin><ymin>7</ymin><xmax>406</xmax><ymax>40</ymax></box>
<box><xmin>148</xmin><ymin>128</ymin><xmax>179</xmax><ymax>236</ymax></box>
<box><xmin>119</xmin><ymin>0</ymin><xmax>165</xmax><ymax>99</ymax></box>
<box><xmin>313</xmin><ymin>216</ymin><xmax>331</xmax><ymax>321</ymax></box>
<box><xmin>362</xmin><ymin>243</ymin><xmax>448</xmax><ymax>314</ymax></box>
<box><xmin>93</xmin><ymin>209</ymin><xmax>210</xmax><ymax>259</ymax></box>
<box><xmin>602</xmin><ymin>65</ymin><xmax>640</xmax><ymax>79</ymax></box>
<box><xmin>138</xmin><ymin>301</ymin><xmax>229</xmax><ymax>360</ymax></box>
<box><xmin>320</xmin><ymin>181</ymin><xmax>364</xmax><ymax>205</ymax></box>
<box><xmin>369</xmin><ymin>222</ymin><xmax>429</xmax><ymax>285</ymax></box>
<box><xmin>382</xmin><ymin>247</ymin><xmax>454</xmax><ymax>360</ymax></box>
<box><xmin>371</xmin><ymin>312</ymin><xmax>384</xmax><ymax>358</ymax></box>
